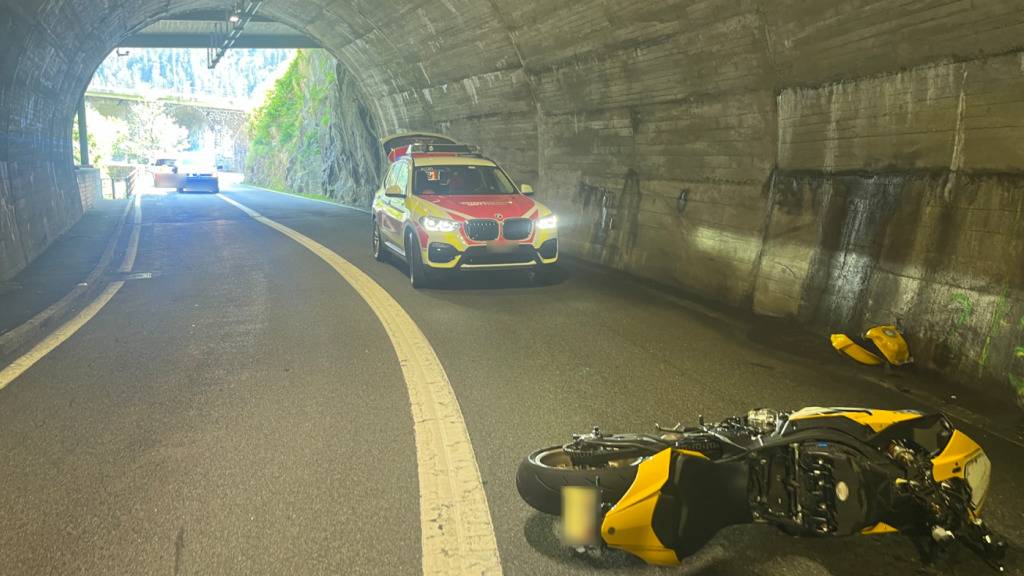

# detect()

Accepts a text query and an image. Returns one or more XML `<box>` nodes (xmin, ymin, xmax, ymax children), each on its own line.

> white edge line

<box><xmin>216</xmin><ymin>193</ymin><xmax>502</xmax><ymax>575</ymax></box>
<box><xmin>231</xmin><ymin>184</ymin><xmax>371</xmax><ymax>214</ymax></box>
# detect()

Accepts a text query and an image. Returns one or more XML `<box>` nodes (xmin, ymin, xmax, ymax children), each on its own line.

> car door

<box><xmin>379</xmin><ymin>159</ymin><xmax>410</xmax><ymax>251</ymax></box>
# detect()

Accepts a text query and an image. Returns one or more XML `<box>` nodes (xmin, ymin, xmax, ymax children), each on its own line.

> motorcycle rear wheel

<box><xmin>516</xmin><ymin>446</ymin><xmax>642</xmax><ymax>515</ymax></box>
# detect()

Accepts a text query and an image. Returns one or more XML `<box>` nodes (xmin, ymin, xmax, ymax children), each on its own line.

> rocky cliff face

<box><xmin>245</xmin><ymin>50</ymin><xmax>380</xmax><ymax>207</ymax></box>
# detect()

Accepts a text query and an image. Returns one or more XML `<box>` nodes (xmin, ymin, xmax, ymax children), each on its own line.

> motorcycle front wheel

<box><xmin>516</xmin><ymin>446</ymin><xmax>642</xmax><ymax>515</ymax></box>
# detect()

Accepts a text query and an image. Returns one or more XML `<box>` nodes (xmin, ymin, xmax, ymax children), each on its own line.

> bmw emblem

<box><xmin>495</xmin><ymin>214</ymin><xmax>504</xmax><ymax>220</ymax></box>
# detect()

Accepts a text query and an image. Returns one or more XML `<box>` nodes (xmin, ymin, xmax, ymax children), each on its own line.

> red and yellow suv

<box><xmin>371</xmin><ymin>133</ymin><xmax>558</xmax><ymax>288</ymax></box>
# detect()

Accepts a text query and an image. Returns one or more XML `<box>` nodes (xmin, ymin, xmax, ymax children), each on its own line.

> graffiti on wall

<box><xmin>944</xmin><ymin>291</ymin><xmax>1023</xmax><ymax>402</ymax></box>
<box><xmin>1010</xmin><ymin>315</ymin><xmax>1024</xmax><ymax>398</ymax></box>
<box><xmin>977</xmin><ymin>287</ymin><xmax>1011</xmax><ymax>376</ymax></box>
<box><xmin>944</xmin><ymin>292</ymin><xmax>974</xmax><ymax>356</ymax></box>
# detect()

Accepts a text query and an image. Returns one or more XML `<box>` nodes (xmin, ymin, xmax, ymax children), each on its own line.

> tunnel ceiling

<box><xmin>6</xmin><ymin>0</ymin><xmax>1024</xmax><ymax>185</ymax></box>
<box><xmin>120</xmin><ymin>9</ymin><xmax>321</xmax><ymax>48</ymax></box>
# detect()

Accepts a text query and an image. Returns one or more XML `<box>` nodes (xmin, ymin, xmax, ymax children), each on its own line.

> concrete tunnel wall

<box><xmin>1</xmin><ymin>0</ymin><xmax>1024</xmax><ymax>403</ymax></box>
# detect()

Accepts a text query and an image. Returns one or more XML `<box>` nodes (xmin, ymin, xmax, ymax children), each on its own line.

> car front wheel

<box><xmin>372</xmin><ymin>221</ymin><xmax>386</xmax><ymax>262</ymax></box>
<box><xmin>406</xmin><ymin>233</ymin><xmax>433</xmax><ymax>289</ymax></box>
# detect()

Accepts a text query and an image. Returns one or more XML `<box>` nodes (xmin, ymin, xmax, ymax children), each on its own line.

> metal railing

<box><xmin>102</xmin><ymin>164</ymin><xmax>147</xmax><ymax>199</ymax></box>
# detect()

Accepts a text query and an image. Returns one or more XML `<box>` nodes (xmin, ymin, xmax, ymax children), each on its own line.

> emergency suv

<box><xmin>371</xmin><ymin>133</ymin><xmax>558</xmax><ymax>288</ymax></box>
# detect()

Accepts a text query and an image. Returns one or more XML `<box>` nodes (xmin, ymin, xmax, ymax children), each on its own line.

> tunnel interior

<box><xmin>2</xmin><ymin>0</ymin><xmax>1024</xmax><ymax>402</ymax></box>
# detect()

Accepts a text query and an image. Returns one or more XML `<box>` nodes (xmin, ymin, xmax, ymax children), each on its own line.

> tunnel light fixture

<box><xmin>228</xmin><ymin>1</ymin><xmax>243</xmax><ymax>24</ymax></box>
<box><xmin>209</xmin><ymin>0</ymin><xmax>265</xmax><ymax>69</ymax></box>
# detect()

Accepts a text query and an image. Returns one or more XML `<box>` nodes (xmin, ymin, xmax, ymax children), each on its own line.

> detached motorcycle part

<box><xmin>830</xmin><ymin>334</ymin><xmax>884</xmax><ymax>365</ymax></box>
<box><xmin>865</xmin><ymin>325</ymin><xmax>913</xmax><ymax>366</ymax></box>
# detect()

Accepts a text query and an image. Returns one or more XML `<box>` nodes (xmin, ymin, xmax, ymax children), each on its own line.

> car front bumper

<box><xmin>423</xmin><ymin>238</ymin><xmax>558</xmax><ymax>271</ymax></box>
<box><xmin>411</xmin><ymin>217</ymin><xmax>558</xmax><ymax>271</ymax></box>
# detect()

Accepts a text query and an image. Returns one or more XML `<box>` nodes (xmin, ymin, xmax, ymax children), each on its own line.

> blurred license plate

<box><xmin>562</xmin><ymin>486</ymin><xmax>600</xmax><ymax>547</ymax></box>
<box><xmin>485</xmin><ymin>243</ymin><xmax>515</xmax><ymax>253</ymax></box>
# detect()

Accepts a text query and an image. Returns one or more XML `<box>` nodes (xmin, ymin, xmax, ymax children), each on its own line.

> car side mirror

<box><xmin>385</xmin><ymin>184</ymin><xmax>405</xmax><ymax>198</ymax></box>
<box><xmin>521</xmin><ymin>184</ymin><xmax>535</xmax><ymax>196</ymax></box>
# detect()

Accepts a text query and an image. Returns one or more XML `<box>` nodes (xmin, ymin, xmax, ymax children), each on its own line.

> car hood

<box><xmin>419</xmin><ymin>194</ymin><xmax>542</xmax><ymax>221</ymax></box>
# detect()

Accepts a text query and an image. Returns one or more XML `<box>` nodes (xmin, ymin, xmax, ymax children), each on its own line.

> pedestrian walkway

<box><xmin>0</xmin><ymin>198</ymin><xmax>127</xmax><ymax>338</ymax></box>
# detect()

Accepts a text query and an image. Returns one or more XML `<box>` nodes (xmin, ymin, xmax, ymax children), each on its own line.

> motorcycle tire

<box><xmin>516</xmin><ymin>446</ymin><xmax>641</xmax><ymax>515</ymax></box>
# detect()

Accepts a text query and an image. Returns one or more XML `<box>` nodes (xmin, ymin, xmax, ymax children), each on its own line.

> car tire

<box><xmin>406</xmin><ymin>233</ymin><xmax>433</xmax><ymax>289</ymax></box>
<box><xmin>516</xmin><ymin>446</ymin><xmax>640</xmax><ymax>515</ymax></box>
<box><xmin>372</xmin><ymin>220</ymin><xmax>387</xmax><ymax>262</ymax></box>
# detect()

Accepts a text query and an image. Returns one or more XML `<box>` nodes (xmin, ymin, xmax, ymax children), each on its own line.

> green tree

<box><xmin>123</xmin><ymin>100</ymin><xmax>189</xmax><ymax>163</ymax></box>
<box><xmin>72</xmin><ymin>104</ymin><xmax>130</xmax><ymax>167</ymax></box>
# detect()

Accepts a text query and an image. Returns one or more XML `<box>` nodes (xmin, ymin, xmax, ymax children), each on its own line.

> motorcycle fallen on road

<box><xmin>517</xmin><ymin>407</ymin><xmax>1007</xmax><ymax>571</ymax></box>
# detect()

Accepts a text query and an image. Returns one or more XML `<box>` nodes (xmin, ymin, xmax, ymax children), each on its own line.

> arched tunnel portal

<box><xmin>2</xmin><ymin>0</ymin><xmax>1024</xmax><ymax>396</ymax></box>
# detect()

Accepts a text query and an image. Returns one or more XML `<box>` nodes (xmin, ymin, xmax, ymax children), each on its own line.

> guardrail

<box><xmin>102</xmin><ymin>164</ymin><xmax>148</xmax><ymax>199</ymax></box>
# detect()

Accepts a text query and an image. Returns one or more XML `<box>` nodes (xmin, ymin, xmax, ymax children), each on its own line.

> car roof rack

<box><xmin>403</xmin><ymin>142</ymin><xmax>484</xmax><ymax>157</ymax></box>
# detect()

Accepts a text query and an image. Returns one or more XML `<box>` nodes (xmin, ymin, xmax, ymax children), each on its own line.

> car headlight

<box><xmin>421</xmin><ymin>216</ymin><xmax>460</xmax><ymax>233</ymax></box>
<box><xmin>536</xmin><ymin>215</ymin><xmax>557</xmax><ymax>230</ymax></box>
<box><xmin>964</xmin><ymin>451</ymin><xmax>991</xmax><ymax>510</ymax></box>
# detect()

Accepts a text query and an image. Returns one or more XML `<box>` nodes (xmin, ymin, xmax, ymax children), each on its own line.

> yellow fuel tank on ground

<box><xmin>864</xmin><ymin>325</ymin><xmax>912</xmax><ymax>366</ymax></box>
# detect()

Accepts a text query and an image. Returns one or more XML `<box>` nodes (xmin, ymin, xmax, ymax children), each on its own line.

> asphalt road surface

<box><xmin>1</xmin><ymin>185</ymin><xmax>1021</xmax><ymax>576</ymax></box>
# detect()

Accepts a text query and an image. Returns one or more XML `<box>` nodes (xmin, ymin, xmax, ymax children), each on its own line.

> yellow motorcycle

<box><xmin>517</xmin><ymin>407</ymin><xmax>1006</xmax><ymax>571</ymax></box>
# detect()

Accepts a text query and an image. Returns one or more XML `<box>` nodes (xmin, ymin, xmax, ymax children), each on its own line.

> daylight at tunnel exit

<box><xmin>1</xmin><ymin>1</ymin><xmax>1024</xmax><ymax>575</ymax></box>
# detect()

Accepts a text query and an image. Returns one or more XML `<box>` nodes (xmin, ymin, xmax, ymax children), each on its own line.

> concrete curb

<box><xmin>0</xmin><ymin>200</ymin><xmax>133</xmax><ymax>361</ymax></box>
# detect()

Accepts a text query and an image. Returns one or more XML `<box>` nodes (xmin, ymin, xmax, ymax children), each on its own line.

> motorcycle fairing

<box><xmin>601</xmin><ymin>448</ymin><xmax>751</xmax><ymax>565</ymax></box>
<box><xmin>601</xmin><ymin>449</ymin><xmax>708</xmax><ymax>565</ymax></box>
<box><xmin>932</xmin><ymin>430</ymin><xmax>983</xmax><ymax>482</ymax></box>
<box><xmin>864</xmin><ymin>325</ymin><xmax>912</xmax><ymax>366</ymax></box>
<box><xmin>600</xmin><ymin>448</ymin><xmax>679</xmax><ymax>565</ymax></box>
<box><xmin>830</xmin><ymin>334</ymin><xmax>884</xmax><ymax>365</ymax></box>
<box><xmin>831</xmin><ymin>325</ymin><xmax>912</xmax><ymax>367</ymax></box>
<box><xmin>788</xmin><ymin>407</ymin><xmax>923</xmax><ymax>433</ymax></box>
<box><xmin>862</xmin><ymin>522</ymin><xmax>899</xmax><ymax>534</ymax></box>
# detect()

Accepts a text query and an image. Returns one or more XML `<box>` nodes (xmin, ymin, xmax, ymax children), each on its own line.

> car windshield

<box><xmin>178</xmin><ymin>156</ymin><xmax>216</xmax><ymax>172</ymax></box>
<box><xmin>413</xmin><ymin>165</ymin><xmax>517</xmax><ymax>196</ymax></box>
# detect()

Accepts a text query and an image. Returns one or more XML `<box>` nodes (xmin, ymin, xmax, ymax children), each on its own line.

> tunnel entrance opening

<box><xmin>77</xmin><ymin>44</ymin><xmax>296</xmax><ymax>199</ymax></box>
<box><xmin>73</xmin><ymin>6</ymin><xmax>386</xmax><ymax>207</ymax></box>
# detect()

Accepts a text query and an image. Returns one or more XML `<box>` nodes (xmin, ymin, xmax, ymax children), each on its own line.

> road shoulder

<box><xmin>0</xmin><ymin>198</ymin><xmax>131</xmax><ymax>362</ymax></box>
